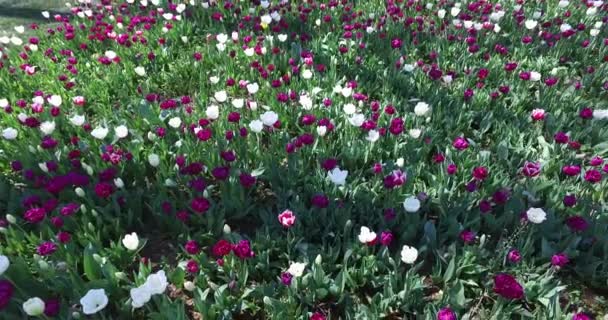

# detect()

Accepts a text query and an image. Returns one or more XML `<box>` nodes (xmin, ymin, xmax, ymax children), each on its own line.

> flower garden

<box><xmin>0</xmin><ymin>0</ymin><xmax>608</xmax><ymax>318</ymax></box>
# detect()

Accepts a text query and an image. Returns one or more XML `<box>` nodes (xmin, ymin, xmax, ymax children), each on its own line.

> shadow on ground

<box><xmin>0</xmin><ymin>6</ymin><xmax>64</xmax><ymax>22</ymax></box>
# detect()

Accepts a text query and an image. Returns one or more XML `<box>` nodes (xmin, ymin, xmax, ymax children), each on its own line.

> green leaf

<box><xmin>170</xmin><ymin>268</ymin><xmax>186</xmax><ymax>288</ymax></box>
<box><xmin>83</xmin><ymin>244</ymin><xmax>103</xmax><ymax>281</ymax></box>
<box><xmin>443</xmin><ymin>256</ymin><xmax>456</xmax><ymax>283</ymax></box>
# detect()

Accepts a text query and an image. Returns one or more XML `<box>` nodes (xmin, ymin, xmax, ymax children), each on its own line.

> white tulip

<box><xmin>299</xmin><ymin>94</ymin><xmax>313</xmax><ymax>110</ymax></box>
<box><xmin>348</xmin><ymin>114</ymin><xmax>365</xmax><ymax>127</ymax></box>
<box><xmin>400</xmin><ymin>245</ymin><xmax>418</xmax><ymax>264</ymax></box>
<box><xmin>316</xmin><ymin>125</ymin><xmax>327</xmax><ymax>137</ymax></box>
<box><xmin>148</xmin><ymin>154</ymin><xmax>160</xmax><ymax>167</ymax></box>
<box><xmin>2</xmin><ymin>128</ymin><xmax>18</xmax><ymax>140</ymax></box>
<box><xmin>0</xmin><ymin>255</ymin><xmax>9</xmax><ymax>275</ymax></box>
<box><xmin>414</xmin><ymin>102</ymin><xmax>431</xmax><ymax>116</ymax></box>
<box><xmin>358</xmin><ymin>226</ymin><xmax>376</xmax><ymax>244</ymax></box>
<box><xmin>134</xmin><ymin>66</ymin><xmax>146</xmax><ymax>76</ymax></box>
<box><xmin>409</xmin><ymin>129</ymin><xmax>422</xmax><ymax>139</ymax></box>
<box><xmin>341</xmin><ymin>86</ymin><xmax>352</xmax><ymax>98</ymax></box>
<box><xmin>232</xmin><ymin>98</ymin><xmax>244</xmax><ymax>109</ymax></box>
<box><xmin>216</xmin><ymin>33</ymin><xmax>228</xmax><ymax>43</ymax></box>
<box><xmin>403</xmin><ymin>196</ymin><xmax>421</xmax><ymax>213</ymax></box>
<box><xmin>206</xmin><ymin>105</ymin><xmax>220</xmax><ymax>120</ymax></box>
<box><xmin>260</xmin><ymin>111</ymin><xmax>278</xmax><ymax>126</ymax></box>
<box><xmin>214</xmin><ymin>91</ymin><xmax>227</xmax><ymax>103</ymax></box>
<box><xmin>10</xmin><ymin>36</ymin><xmax>22</xmax><ymax>46</ymax></box>
<box><xmin>328</xmin><ymin>167</ymin><xmax>348</xmax><ymax>186</ymax></box>
<box><xmin>247</xmin><ymin>83</ymin><xmax>259</xmax><ymax>94</ymax></box>
<box><xmin>122</xmin><ymin>232</ymin><xmax>140</xmax><ymax>251</ymax></box>
<box><xmin>249</xmin><ymin>120</ymin><xmax>264</xmax><ymax>133</ymax></box>
<box><xmin>23</xmin><ymin>297</ymin><xmax>45</xmax><ymax>316</ymax></box>
<box><xmin>168</xmin><ymin>117</ymin><xmax>182</xmax><ymax>128</ymax></box>
<box><xmin>145</xmin><ymin>270</ymin><xmax>168</xmax><ymax>295</ymax></box>
<box><xmin>80</xmin><ymin>289</ymin><xmax>109</xmax><ymax>315</ymax></box>
<box><xmin>301</xmin><ymin>69</ymin><xmax>313</xmax><ymax>79</ymax></box>
<box><xmin>130</xmin><ymin>286</ymin><xmax>151</xmax><ymax>308</ymax></box>
<box><xmin>526</xmin><ymin>207</ymin><xmax>547</xmax><ymax>224</ymax></box>
<box><xmin>287</xmin><ymin>262</ymin><xmax>307</xmax><ymax>277</ymax></box>
<box><xmin>114</xmin><ymin>125</ymin><xmax>129</xmax><ymax>139</ymax></box>
<box><xmin>48</xmin><ymin>95</ymin><xmax>62</xmax><ymax>107</ymax></box>
<box><xmin>366</xmin><ymin>130</ymin><xmax>380</xmax><ymax>142</ymax></box>
<box><xmin>524</xmin><ymin>20</ymin><xmax>537</xmax><ymax>30</ymax></box>
<box><xmin>69</xmin><ymin>114</ymin><xmax>85</xmax><ymax>126</ymax></box>
<box><xmin>91</xmin><ymin>127</ymin><xmax>109</xmax><ymax>139</ymax></box>
<box><xmin>104</xmin><ymin>50</ymin><xmax>117</xmax><ymax>60</ymax></box>
<box><xmin>40</xmin><ymin>121</ymin><xmax>56</xmax><ymax>135</ymax></box>
<box><xmin>530</xmin><ymin>71</ymin><xmax>541</xmax><ymax>81</ymax></box>
<box><xmin>592</xmin><ymin>109</ymin><xmax>608</xmax><ymax>119</ymax></box>
<box><xmin>343</xmin><ymin>103</ymin><xmax>356</xmax><ymax>115</ymax></box>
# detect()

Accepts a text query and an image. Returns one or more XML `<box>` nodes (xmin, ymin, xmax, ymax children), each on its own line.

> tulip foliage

<box><xmin>0</xmin><ymin>0</ymin><xmax>607</xmax><ymax>319</ymax></box>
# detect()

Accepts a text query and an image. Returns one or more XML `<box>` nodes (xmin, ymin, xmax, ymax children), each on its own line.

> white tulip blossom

<box><xmin>168</xmin><ymin>117</ymin><xmax>182</xmax><ymax>128</ymax></box>
<box><xmin>414</xmin><ymin>102</ymin><xmax>431</xmax><ymax>116</ymax></box>
<box><xmin>48</xmin><ymin>95</ymin><xmax>62</xmax><ymax>107</ymax></box>
<box><xmin>122</xmin><ymin>232</ymin><xmax>140</xmax><ymax>251</ymax></box>
<box><xmin>2</xmin><ymin>128</ymin><xmax>18</xmax><ymax>140</ymax></box>
<box><xmin>403</xmin><ymin>196</ymin><xmax>421</xmax><ymax>213</ymax></box>
<box><xmin>260</xmin><ymin>111</ymin><xmax>278</xmax><ymax>126</ymax></box>
<box><xmin>23</xmin><ymin>297</ymin><xmax>45</xmax><ymax>316</ymax></box>
<box><xmin>328</xmin><ymin>167</ymin><xmax>348</xmax><ymax>186</ymax></box>
<box><xmin>287</xmin><ymin>262</ymin><xmax>307</xmax><ymax>277</ymax></box>
<box><xmin>526</xmin><ymin>207</ymin><xmax>547</xmax><ymax>224</ymax></box>
<box><xmin>91</xmin><ymin>127</ymin><xmax>109</xmax><ymax>139</ymax></box>
<box><xmin>249</xmin><ymin>120</ymin><xmax>264</xmax><ymax>133</ymax></box>
<box><xmin>40</xmin><ymin>121</ymin><xmax>56</xmax><ymax>135</ymax></box>
<box><xmin>214</xmin><ymin>91</ymin><xmax>227</xmax><ymax>103</ymax></box>
<box><xmin>80</xmin><ymin>289</ymin><xmax>109</xmax><ymax>315</ymax></box>
<box><xmin>134</xmin><ymin>66</ymin><xmax>146</xmax><ymax>76</ymax></box>
<box><xmin>0</xmin><ymin>255</ymin><xmax>9</xmax><ymax>275</ymax></box>
<box><xmin>400</xmin><ymin>245</ymin><xmax>418</xmax><ymax>264</ymax></box>
<box><xmin>358</xmin><ymin>226</ymin><xmax>376</xmax><ymax>244</ymax></box>
<box><xmin>114</xmin><ymin>125</ymin><xmax>129</xmax><ymax>139</ymax></box>
<box><xmin>130</xmin><ymin>286</ymin><xmax>151</xmax><ymax>308</ymax></box>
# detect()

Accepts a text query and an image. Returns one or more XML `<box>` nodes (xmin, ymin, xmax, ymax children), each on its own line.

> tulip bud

<box><xmin>223</xmin><ymin>224</ymin><xmax>231</xmax><ymax>234</ymax></box>
<box><xmin>184</xmin><ymin>281</ymin><xmax>196</xmax><ymax>291</ymax></box>
<box><xmin>28</xmin><ymin>145</ymin><xmax>36</xmax><ymax>153</ymax></box>
<box><xmin>345</xmin><ymin>220</ymin><xmax>352</xmax><ymax>229</ymax></box>
<box><xmin>114</xmin><ymin>178</ymin><xmax>124</xmax><ymax>189</ymax></box>
<box><xmin>72</xmin><ymin>311</ymin><xmax>81</xmax><ymax>319</ymax></box>
<box><xmin>315</xmin><ymin>254</ymin><xmax>322</xmax><ymax>265</ymax></box>
<box><xmin>91</xmin><ymin>210</ymin><xmax>98</xmax><ymax>217</ymax></box>
<box><xmin>38</xmin><ymin>260</ymin><xmax>49</xmax><ymax>270</ymax></box>
<box><xmin>0</xmin><ymin>227</ymin><xmax>6</xmax><ymax>234</ymax></box>
<box><xmin>114</xmin><ymin>272</ymin><xmax>127</xmax><ymax>280</ymax></box>
<box><xmin>80</xmin><ymin>204</ymin><xmax>87</xmax><ymax>213</ymax></box>
<box><xmin>88</xmin><ymin>223</ymin><xmax>95</xmax><ymax>231</ymax></box>
<box><xmin>6</xmin><ymin>214</ymin><xmax>16</xmax><ymax>224</ymax></box>
<box><xmin>75</xmin><ymin>188</ymin><xmax>85</xmax><ymax>197</ymax></box>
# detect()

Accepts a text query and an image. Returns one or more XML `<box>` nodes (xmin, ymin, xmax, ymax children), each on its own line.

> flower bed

<box><xmin>0</xmin><ymin>0</ymin><xmax>607</xmax><ymax>318</ymax></box>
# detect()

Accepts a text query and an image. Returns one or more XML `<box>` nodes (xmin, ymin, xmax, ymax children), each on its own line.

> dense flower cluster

<box><xmin>0</xmin><ymin>0</ymin><xmax>606</xmax><ymax>318</ymax></box>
